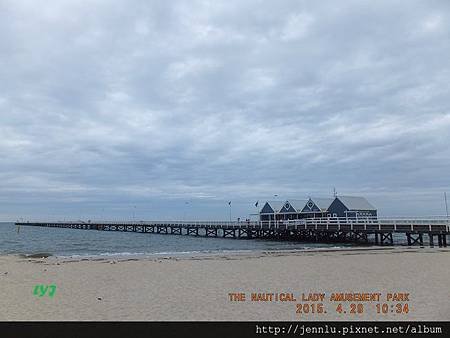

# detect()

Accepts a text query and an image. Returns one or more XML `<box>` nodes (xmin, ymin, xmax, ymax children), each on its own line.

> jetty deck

<box><xmin>15</xmin><ymin>217</ymin><xmax>449</xmax><ymax>247</ymax></box>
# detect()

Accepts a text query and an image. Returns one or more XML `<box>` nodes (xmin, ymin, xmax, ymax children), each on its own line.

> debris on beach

<box><xmin>22</xmin><ymin>253</ymin><xmax>52</xmax><ymax>259</ymax></box>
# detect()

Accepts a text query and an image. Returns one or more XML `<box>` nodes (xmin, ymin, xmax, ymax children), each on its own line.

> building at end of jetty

<box><xmin>259</xmin><ymin>195</ymin><xmax>377</xmax><ymax>221</ymax></box>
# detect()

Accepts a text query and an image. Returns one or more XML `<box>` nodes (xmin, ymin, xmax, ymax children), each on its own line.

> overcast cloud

<box><xmin>1</xmin><ymin>0</ymin><xmax>450</xmax><ymax>220</ymax></box>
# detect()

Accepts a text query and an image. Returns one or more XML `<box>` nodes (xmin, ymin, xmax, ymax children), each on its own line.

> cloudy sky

<box><xmin>1</xmin><ymin>0</ymin><xmax>449</xmax><ymax>221</ymax></box>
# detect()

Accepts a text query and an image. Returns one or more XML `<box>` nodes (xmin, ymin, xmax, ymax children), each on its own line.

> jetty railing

<box><xmin>259</xmin><ymin>217</ymin><xmax>449</xmax><ymax>232</ymax></box>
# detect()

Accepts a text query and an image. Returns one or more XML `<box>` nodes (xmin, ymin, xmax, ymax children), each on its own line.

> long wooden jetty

<box><xmin>15</xmin><ymin>217</ymin><xmax>449</xmax><ymax>247</ymax></box>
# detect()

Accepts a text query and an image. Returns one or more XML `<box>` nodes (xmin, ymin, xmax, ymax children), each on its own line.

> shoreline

<box><xmin>10</xmin><ymin>245</ymin><xmax>449</xmax><ymax>263</ymax></box>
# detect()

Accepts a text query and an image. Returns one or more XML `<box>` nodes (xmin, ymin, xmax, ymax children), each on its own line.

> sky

<box><xmin>1</xmin><ymin>0</ymin><xmax>450</xmax><ymax>221</ymax></box>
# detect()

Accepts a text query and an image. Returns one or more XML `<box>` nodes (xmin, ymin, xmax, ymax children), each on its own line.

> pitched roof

<box><xmin>310</xmin><ymin>198</ymin><xmax>334</xmax><ymax>211</ymax></box>
<box><xmin>260</xmin><ymin>201</ymin><xmax>284</xmax><ymax>213</ymax></box>
<box><xmin>287</xmin><ymin>199</ymin><xmax>308</xmax><ymax>212</ymax></box>
<box><xmin>279</xmin><ymin>201</ymin><xmax>296</xmax><ymax>213</ymax></box>
<box><xmin>337</xmin><ymin>196</ymin><xmax>376</xmax><ymax>210</ymax></box>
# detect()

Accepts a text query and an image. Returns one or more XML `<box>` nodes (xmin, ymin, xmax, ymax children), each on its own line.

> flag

<box><xmin>255</xmin><ymin>201</ymin><xmax>259</xmax><ymax>207</ymax></box>
<box><xmin>228</xmin><ymin>201</ymin><xmax>231</xmax><ymax>206</ymax></box>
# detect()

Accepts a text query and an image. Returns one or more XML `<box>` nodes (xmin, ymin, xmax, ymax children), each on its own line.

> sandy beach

<box><xmin>0</xmin><ymin>247</ymin><xmax>449</xmax><ymax>321</ymax></box>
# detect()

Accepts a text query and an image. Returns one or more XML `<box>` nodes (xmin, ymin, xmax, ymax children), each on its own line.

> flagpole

<box><xmin>229</xmin><ymin>201</ymin><xmax>232</xmax><ymax>222</ymax></box>
<box><xmin>445</xmin><ymin>192</ymin><xmax>449</xmax><ymax>221</ymax></box>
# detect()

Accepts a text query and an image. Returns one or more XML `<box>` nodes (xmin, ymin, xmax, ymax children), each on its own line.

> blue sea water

<box><xmin>0</xmin><ymin>222</ymin><xmax>341</xmax><ymax>257</ymax></box>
